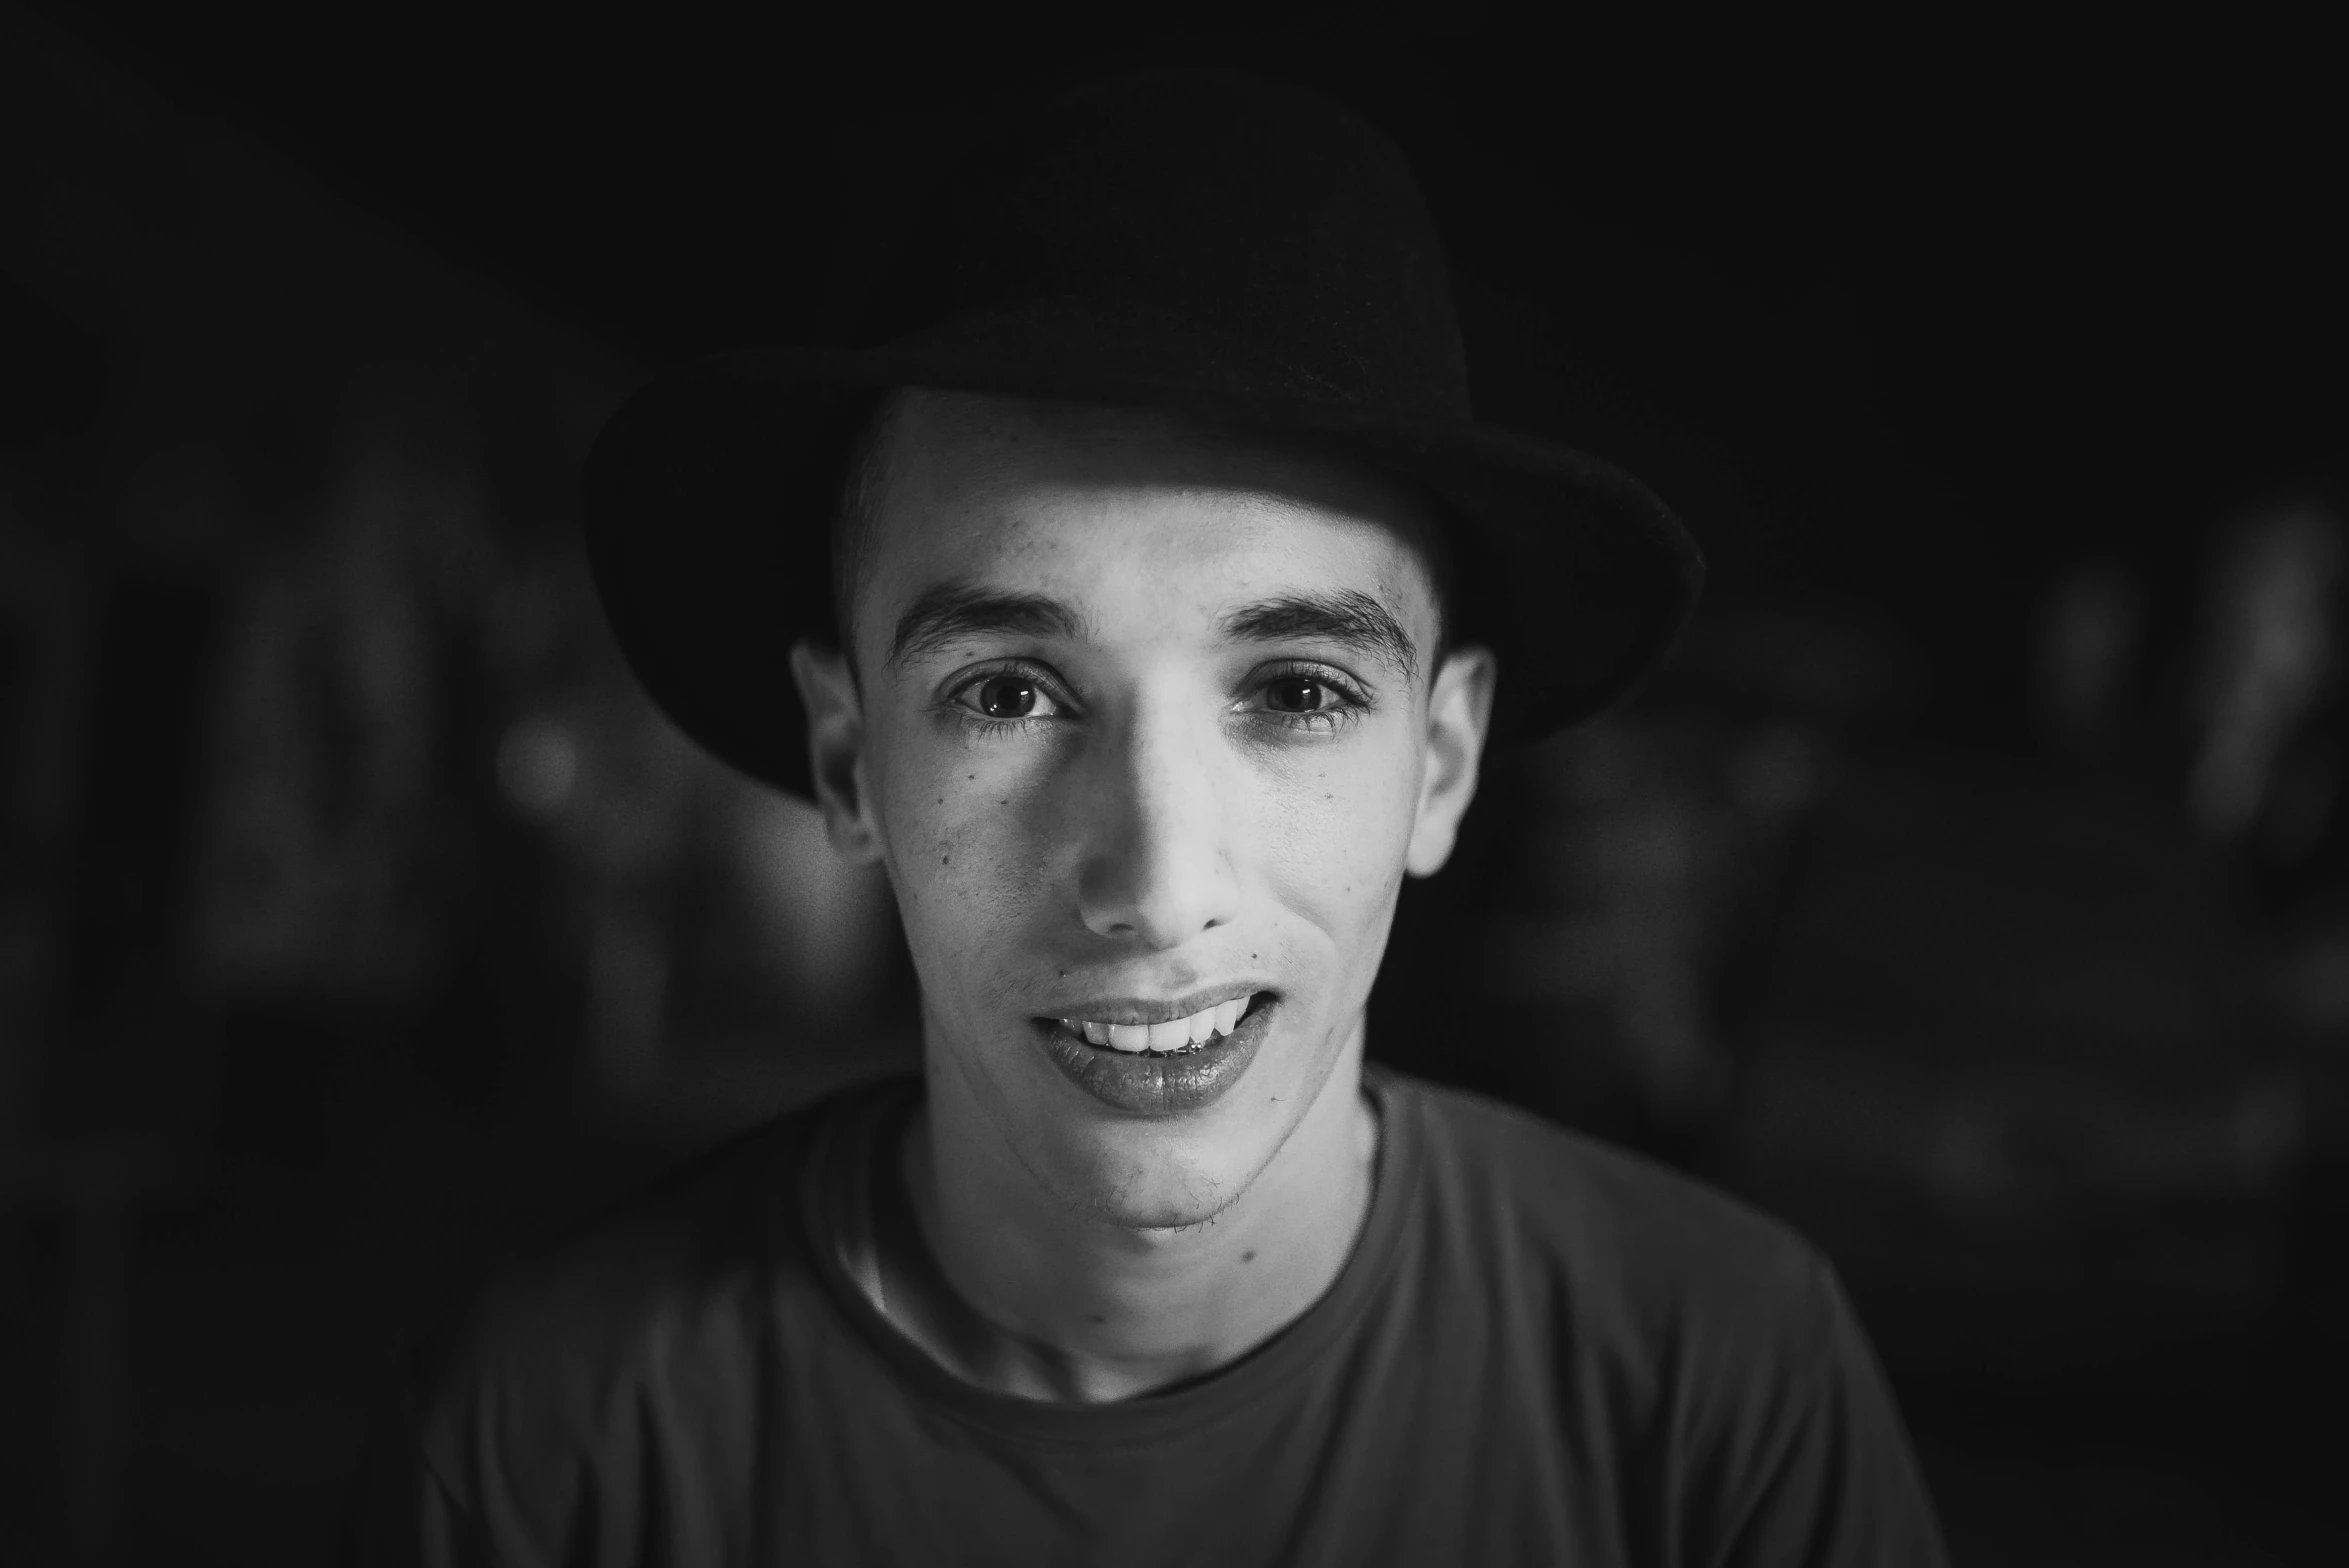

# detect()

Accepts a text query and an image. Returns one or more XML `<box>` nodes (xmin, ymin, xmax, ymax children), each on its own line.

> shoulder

<box><xmin>1385</xmin><ymin>1072</ymin><xmax>1839</xmax><ymax>1372</ymax></box>
<box><xmin>1379</xmin><ymin>1076</ymin><xmax>1950</xmax><ymax>1564</ymax></box>
<box><xmin>1389</xmin><ymin>1081</ymin><xmax>1951</xmax><ymax>1563</ymax></box>
<box><xmin>397</xmin><ymin>1079</ymin><xmax>889</xmax><ymax>1507</ymax></box>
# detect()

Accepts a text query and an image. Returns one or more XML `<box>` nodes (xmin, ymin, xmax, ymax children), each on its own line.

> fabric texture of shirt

<box><xmin>343</xmin><ymin>1068</ymin><xmax>1949</xmax><ymax>1566</ymax></box>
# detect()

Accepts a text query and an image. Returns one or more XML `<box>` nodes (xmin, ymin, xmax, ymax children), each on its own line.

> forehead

<box><xmin>856</xmin><ymin>392</ymin><xmax>1444</xmax><ymax>639</ymax></box>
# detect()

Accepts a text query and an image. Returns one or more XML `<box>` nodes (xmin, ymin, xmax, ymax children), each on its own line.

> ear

<box><xmin>1405</xmin><ymin>645</ymin><xmax>1498</xmax><ymax>877</ymax></box>
<box><xmin>790</xmin><ymin>639</ymin><xmax>887</xmax><ymax>864</ymax></box>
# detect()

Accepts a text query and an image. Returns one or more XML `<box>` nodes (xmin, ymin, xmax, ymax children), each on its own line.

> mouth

<box><xmin>1034</xmin><ymin>991</ymin><xmax>1274</xmax><ymax>1115</ymax></box>
<box><xmin>1054</xmin><ymin>992</ymin><xmax>1257</xmax><ymax>1057</ymax></box>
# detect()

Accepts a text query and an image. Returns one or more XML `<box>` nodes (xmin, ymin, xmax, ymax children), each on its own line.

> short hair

<box><xmin>828</xmin><ymin>387</ymin><xmax>919</xmax><ymax>657</ymax></box>
<box><xmin>825</xmin><ymin>388</ymin><xmax>1457</xmax><ymax>671</ymax></box>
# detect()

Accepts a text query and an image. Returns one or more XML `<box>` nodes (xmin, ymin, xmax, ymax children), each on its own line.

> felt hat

<box><xmin>582</xmin><ymin>70</ymin><xmax>1702</xmax><ymax>797</ymax></box>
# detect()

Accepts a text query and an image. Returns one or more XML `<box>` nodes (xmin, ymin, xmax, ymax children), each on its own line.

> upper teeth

<box><xmin>1064</xmin><ymin>997</ymin><xmax>1251</xmax><ymax>1054</ymax></box>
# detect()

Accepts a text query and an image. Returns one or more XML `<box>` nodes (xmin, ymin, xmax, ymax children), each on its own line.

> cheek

<box><xmin>1247</xmin><ymin>738</ymin><xmax>1421</xmax><ymax>938</ymax></box>
<box><xmin>873</xmin><ymin>751</ymin><xmax>1057</xmax><ymax>982</ymax></box>
<box><xmin>870</xmin><ymin>716</ymin><xmax>1424</xmax><ymax>982</ymax></box>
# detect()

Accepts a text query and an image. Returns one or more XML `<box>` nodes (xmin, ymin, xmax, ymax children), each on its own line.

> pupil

<box><xmin>980</xmin><ymin>677</ymin><xmax>1035</xmax><ymax>718</ymax></box>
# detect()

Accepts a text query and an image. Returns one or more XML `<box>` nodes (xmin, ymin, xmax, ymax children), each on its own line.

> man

<box><xmin>348</xmin><ymin>71</ymin><xmax>1948</xmax><ymax>1564</ymax></box>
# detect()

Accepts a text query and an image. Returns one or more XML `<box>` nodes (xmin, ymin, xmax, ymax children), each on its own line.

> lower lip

<box><xmin>1036</xmin><ymin>999</ymin><xmax>1273</xmax><ymax>1117</ymax></box>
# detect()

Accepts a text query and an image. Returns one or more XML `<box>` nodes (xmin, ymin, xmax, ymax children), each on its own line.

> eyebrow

<box><xmin>885</xmin><ymin>581</ymin><xmax>1091</xmax><ymax>672</ymax></box>
<box><xmin>883</xmin><ymin>580</ymin><xmax>1420</xmax><ymax>682</ymax></box>
<box><xmin>1221</xmin><ymin>590</ymin><xmax>1419</xmax><ymax>681</ymax></box>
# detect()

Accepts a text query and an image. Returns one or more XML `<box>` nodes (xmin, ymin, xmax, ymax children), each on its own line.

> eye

<box><xmin>1265</xmin><ymin>676</ymin><xmax>1335</xmax><ymax>714</ymax></box>
<box><xmin>956</xmin><ymin>672</ymin><xmax>1059</xmax><ymax>721</ymax></box>
<box><xmin>1241</xmin><ymin>665</ymin><xmax>1368</xmax><ymax>731</ymax></box>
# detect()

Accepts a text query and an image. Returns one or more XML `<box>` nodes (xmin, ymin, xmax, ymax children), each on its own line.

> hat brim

<box><xmin>583</xmin><ymin>342</ymin><xmax>1704</xmax><ymax>798</ymax></box>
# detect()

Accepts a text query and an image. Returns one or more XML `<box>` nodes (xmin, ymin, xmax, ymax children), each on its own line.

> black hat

<box><xmin>583</xmin><ymin>70</ymin><xmax>1702</xmax><ymax>797</ymax></box>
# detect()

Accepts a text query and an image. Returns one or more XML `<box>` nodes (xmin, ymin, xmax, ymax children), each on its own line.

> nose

<box><xmin>1074</xmin><ymin>706</ymin><xmax>1239</xmax><ymax>949</ymax></box>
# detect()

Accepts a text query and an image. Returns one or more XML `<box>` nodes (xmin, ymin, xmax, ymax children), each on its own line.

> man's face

<box><xmin>797</xmin><ymin>392</ymin><xmax>1493</xmax><ymax>1228</ymax></box>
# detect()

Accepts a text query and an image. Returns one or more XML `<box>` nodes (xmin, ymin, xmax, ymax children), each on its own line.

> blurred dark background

<box><xmin>3</xmin><ymin>8</ymin><xmax>2341</xmax><ymax>1563</ymax></box>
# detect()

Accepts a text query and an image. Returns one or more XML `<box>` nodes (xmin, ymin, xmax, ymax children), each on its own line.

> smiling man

<box><xmin>347</xmin><ymin>72</ymin><xmax>1947</xmax><ymax>1566</ymax></box>
<box><xmin>796</xmin><ymin>390</ymin><xmax>1480</xmax><ymax>1407</ymax></box>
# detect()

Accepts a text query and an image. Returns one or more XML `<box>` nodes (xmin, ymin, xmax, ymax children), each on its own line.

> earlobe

<box><xmin>1405</xmin><ymin>645</ymin><xmax>1498</xmax><ymax>877</ymax></box>
<box><xmin>789</xmin><ymin>639</ymin><xmax>886</xmax><ymax>864</ymax></box>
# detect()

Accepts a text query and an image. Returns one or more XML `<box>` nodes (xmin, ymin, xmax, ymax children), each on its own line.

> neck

<box><xmin>900</xmin><ymin>1032</ymin><xmax>1380</xmax><ymax>1403</ymax></box>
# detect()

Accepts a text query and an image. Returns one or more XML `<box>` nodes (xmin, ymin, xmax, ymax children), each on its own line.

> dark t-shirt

<box><xmin>344</xmin><ymin>1069</ymin><xmax>1948</xmax><ymax>1566</ymax></box>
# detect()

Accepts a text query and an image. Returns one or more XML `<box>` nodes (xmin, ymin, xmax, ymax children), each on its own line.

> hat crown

<box><xmin>857</xmin><ymin>73</ymin><xmax>1472</xmax><ymax>421</ymax></box>
<box><xmin>581</xmin><ymin>70</ymin><xmax>1701</xmax><ymax>799</ymax></box>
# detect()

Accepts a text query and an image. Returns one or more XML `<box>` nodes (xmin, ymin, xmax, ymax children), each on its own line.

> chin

<box><xmin>1048</xmin><ymin>1127</ymin><xmax>1260</xmax><ymax>1232</ymax></box>
<box><xmin>1076</xmin><ymin>1181</ymin><xmax>1245</xmax><ymax>1234</ymax></box>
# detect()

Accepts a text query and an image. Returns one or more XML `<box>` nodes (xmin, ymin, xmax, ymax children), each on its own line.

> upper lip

<box><xmin>1041</xmin><ymin>983</ymin><xmax>1265</xmax><ymax>1027</ymax></box>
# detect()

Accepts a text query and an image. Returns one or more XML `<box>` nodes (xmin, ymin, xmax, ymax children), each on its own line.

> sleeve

<box><xmin>332</xmin><ymin>1299</ymin><xmax>601</xmax><ymax>1568</ymax></box>
<box><xmin>336</xmin><ymin>1357</ymin><xmax>492</xmax><ymax>1568</ymax></box>
<box><xmin>330</xmin><ymin>1270</ymin><xmax>756</xmax><ymax>1568</ymax></box>
<box><xmin>1692</xmin><ymin>1260</ymin><xmax>1951</xmax><ymax>1568</ymax></box>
